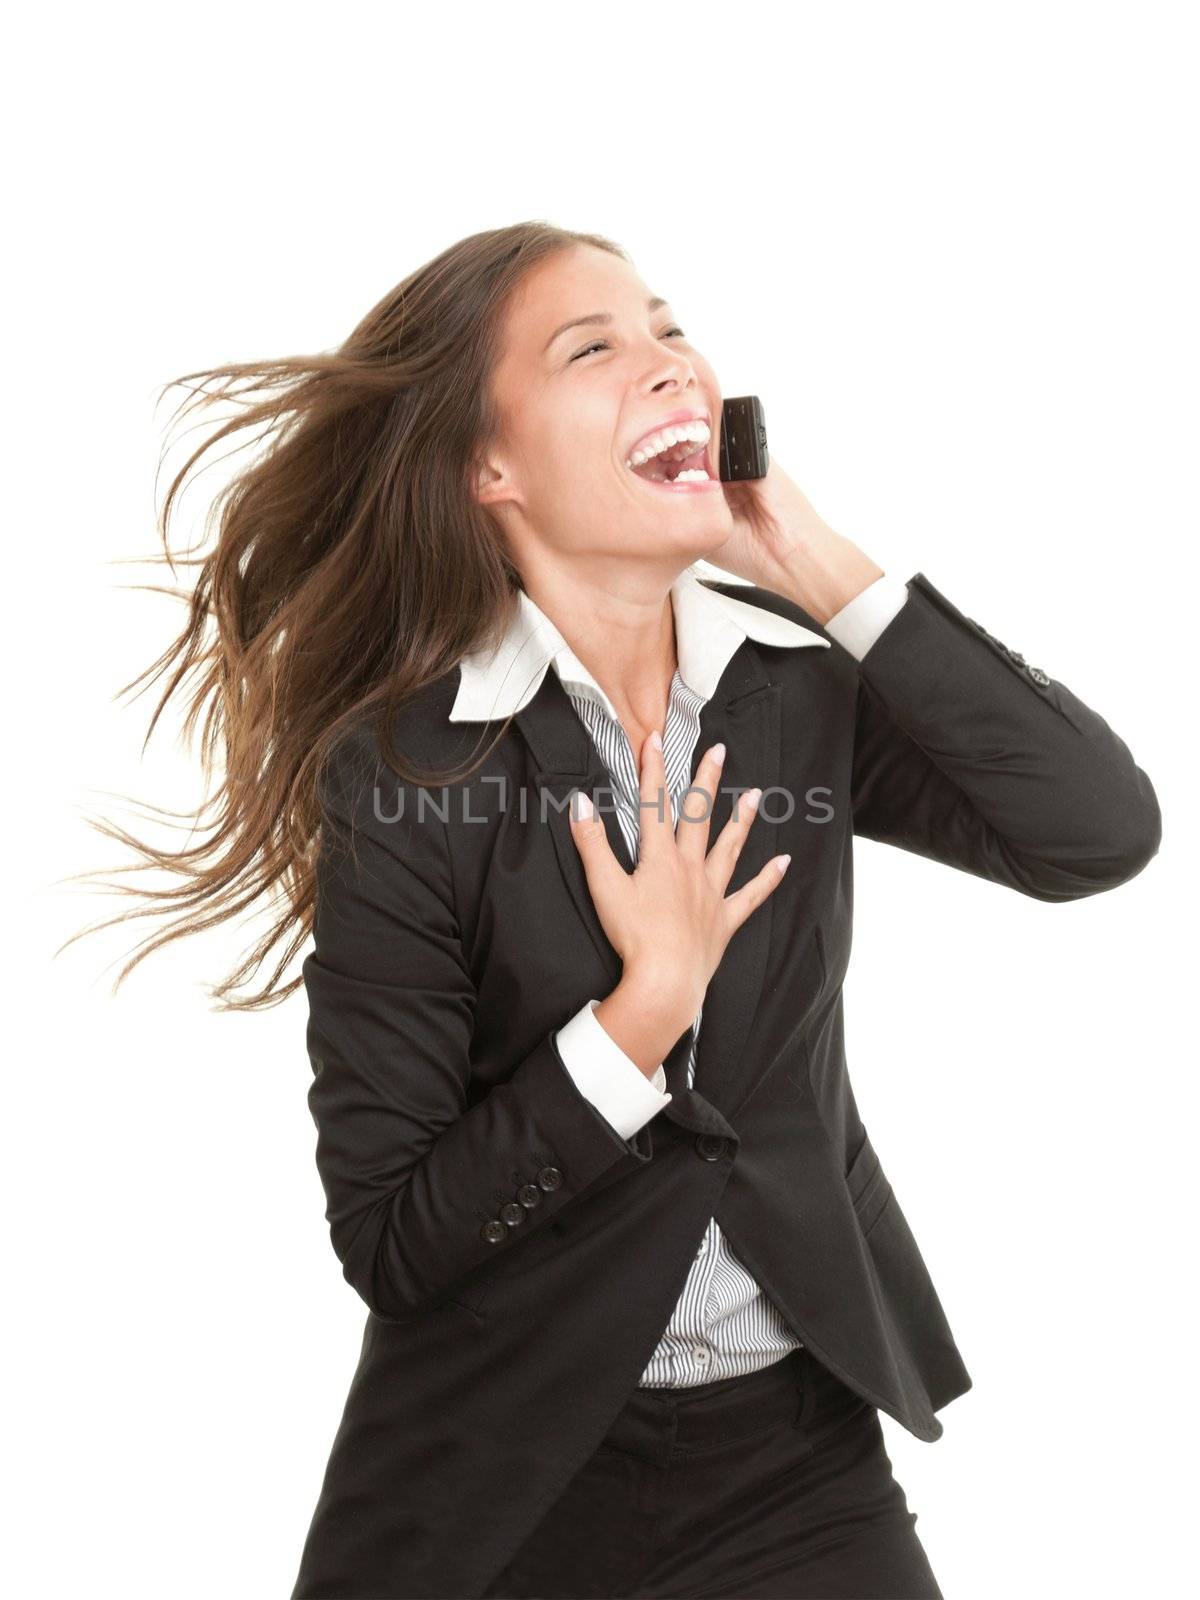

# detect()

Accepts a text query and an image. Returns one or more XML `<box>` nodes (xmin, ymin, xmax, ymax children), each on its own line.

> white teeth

<box><xmin>626</xmin><ymin>419</ymin><xmax>711</xmax><ymax>469</ymax></box>
<box><xmin>638</xmin><ymin>467</ymin><xmax>713</xmax><ymax>488</ymax></box>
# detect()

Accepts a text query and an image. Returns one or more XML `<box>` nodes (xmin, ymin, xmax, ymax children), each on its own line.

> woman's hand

<box><xmin>568</xmin><ymin>731</ymin><xmax>791</xmax><ymax>1039</ymax></box>
<box><xmin>706</xmin><ymin>457</ymin><xmax>831</xmax><ymax>593</ymax></box>
<box><xmin>706</xmin><ymin>457</ymin><xmax>884</xmax><ymax>627</ymax></box>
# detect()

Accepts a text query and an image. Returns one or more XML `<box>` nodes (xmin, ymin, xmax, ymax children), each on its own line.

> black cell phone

<box><xmin>718</xmin><ymin>395</ymin><xmax>769</xmax><ymax>482</ymax></box>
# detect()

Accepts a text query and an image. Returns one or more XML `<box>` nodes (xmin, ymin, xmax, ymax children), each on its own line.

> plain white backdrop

<box><xmin>10</xmin><ymin>3</ymin><xmax>1195</xmax><ymax>1595</ymax></box>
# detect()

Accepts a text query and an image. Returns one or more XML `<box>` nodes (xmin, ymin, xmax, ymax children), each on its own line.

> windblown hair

<box><xmin>61</xmin><ymin>221</ymin><xmax>629</xmax><ymax>1010</ymax></box>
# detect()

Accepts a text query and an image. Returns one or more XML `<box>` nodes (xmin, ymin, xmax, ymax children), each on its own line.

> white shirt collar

<box><xmin>448</xmin><ymin>563</ymin><xmax>829</xmax><ymax>724</ymax></box>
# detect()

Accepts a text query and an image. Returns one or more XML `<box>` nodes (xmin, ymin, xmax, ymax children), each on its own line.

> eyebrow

<box><xmin>543</xmin><ymin>296</ymin><xmax>669</xmax><ymax>354</ymax></box>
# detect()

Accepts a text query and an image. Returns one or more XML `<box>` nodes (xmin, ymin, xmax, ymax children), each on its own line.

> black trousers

<box><xmin>481</xmin><ymin>1344</ymin><xmax>944</xmax><ymax>1599</ymax></box>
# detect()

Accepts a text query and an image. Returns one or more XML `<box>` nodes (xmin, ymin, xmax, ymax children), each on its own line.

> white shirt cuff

<box><xmin>824</xmin><ymin>572</ymin><xmax>913</xmax><ymax>661</ymax></box>
<box><xmin>554</xmin><ymin>998</ymin><xmax>672</xmax><ymax>1139</ymax></box>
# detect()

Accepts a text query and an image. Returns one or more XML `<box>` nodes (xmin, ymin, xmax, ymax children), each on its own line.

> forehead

<box><xmin>504</xmin><ymin>247</ymin><xmax>666</xmax><ymax>352</ymax></box>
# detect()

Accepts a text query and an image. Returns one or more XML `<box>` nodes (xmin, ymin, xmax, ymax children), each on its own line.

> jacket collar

<box><xmin>448</xmin><ymin>563</ymin><xmax>829</xmax><ymax>724</ymax></box>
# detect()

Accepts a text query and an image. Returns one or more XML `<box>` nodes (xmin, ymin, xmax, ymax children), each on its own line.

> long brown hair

<box><xmin>60</xmin><ymin>221</ymin><xmax>629</xmax><ymax>1010</ymax></box>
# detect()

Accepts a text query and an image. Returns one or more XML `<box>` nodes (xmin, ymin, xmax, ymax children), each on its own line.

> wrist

<box><xmin>777</xmin><ymin>525</ymin><xmax>885</xmax><ymax>626</ymax></box>
<box><xmin>594</xmin><ymin>967</ymin><xmax>699</xmax><ymax>1078</ymax></box>
<box><xmin>619</xmin><ymin>958</ymin><xmax>701</xmax><ymax>1025</ymax></box>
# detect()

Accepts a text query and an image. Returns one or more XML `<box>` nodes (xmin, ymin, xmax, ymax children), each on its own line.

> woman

<box><xmin>80</xmin><ymin>222</ymin><xmax>1160</xmax><ymax>1598</ymax></box>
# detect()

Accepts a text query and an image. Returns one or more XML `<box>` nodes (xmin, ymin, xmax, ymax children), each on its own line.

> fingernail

<box><xmin>649</xmin><ymin>729</ymin><xmax>662</xmax><ymax>751</ymax></box>
<box><xmin>574</xmin><ymin>791</ymin><xmax>593</xmax><ymax>819</ymax></box>
<box><xmin>710</xmin><ymin>742</ymin><xmax>726</xmax><ymax>765</ymax></box>
<box><xmin>745</xmin><ymin>787</ymin><xmax>762</xmax><ymax>811</ymax></box>
<box><xmin>775</xmin><ymin>854</ymin><xmax>792</xmax><ymax>875</ymax></box>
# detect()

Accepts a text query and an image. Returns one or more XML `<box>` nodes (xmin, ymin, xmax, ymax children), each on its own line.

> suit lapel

<box><xmin>514</xmin><ymin>636</ymin><xmax>782</xmax><ymax>1117</ymax></box>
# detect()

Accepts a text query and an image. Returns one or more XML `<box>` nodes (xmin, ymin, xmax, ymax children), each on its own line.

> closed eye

<box><xmin>571</xmin><ymin>326</ymin><xmax>687</xmax><ymax>361</ymax></box>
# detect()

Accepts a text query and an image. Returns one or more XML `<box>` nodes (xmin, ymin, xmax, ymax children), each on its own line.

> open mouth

<box><xmin>626</xmin><ymin>428</ymin><xmax>720</xmax><ymax>493</ymax></box>
<box><xmin>631</xmin><ymin>443</ymin><xmax>712</xmax><ymax>483</ymax></box>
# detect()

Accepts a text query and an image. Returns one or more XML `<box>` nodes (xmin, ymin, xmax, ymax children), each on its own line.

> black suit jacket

<box><xmin>290</xmin><ymin>572</ymin><xmax>1161</xmax><ymax>1600</ymax></box>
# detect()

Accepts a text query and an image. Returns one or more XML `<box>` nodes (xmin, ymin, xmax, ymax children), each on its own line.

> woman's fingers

<box><xmin>721</xmin><ymin>849</ymin><xmax>792</xmax><ymax>933</ymax></box>
<box><xmin>567</xmin><ymin>788</ymin><xmax>624</xmax><ymax>901</ymax></box>
<box><xmin>701</xmin><ymin>782</ymin><xmax>762</xmax><ymax>895</ymax></box>
<box><xmin>675</xmin><ymin>742</ymin><xmax>725</xmax><ymax>862</ymax></box>
<box><xmin>636</xmin><ymin>728</ymin><xmax>673</xmax><ymax>861</ymax></box>
<box><xmin>566</xmin><ymin>730</ymin><xmax>789</xmax><ymax>1010</ymax></box>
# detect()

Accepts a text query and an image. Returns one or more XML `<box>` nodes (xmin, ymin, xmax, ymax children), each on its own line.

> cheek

<box><xmin>536</xmin><ymin>421</ymin><xmax>620</xmax><ymax>495</ymax></box>
<box><xmin>534</xmin><ymin>444</ymin><xmax>614</xmax><ymax>508</ymax></box>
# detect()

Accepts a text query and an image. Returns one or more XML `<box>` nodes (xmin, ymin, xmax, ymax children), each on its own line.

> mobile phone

<box><xmin>718</xmin><ymin>395</ymin><xmax>769</xmax><ymax>482</ymax></box>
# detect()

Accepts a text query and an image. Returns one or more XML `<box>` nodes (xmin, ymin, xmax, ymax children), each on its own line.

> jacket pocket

<box><xmin>844</xmin><ymin>1128</ymin><xmax>894</xmax><ymax>1238</ymax></box>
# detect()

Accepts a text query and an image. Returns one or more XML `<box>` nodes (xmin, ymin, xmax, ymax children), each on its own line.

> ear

<box><xmin>473</xmin><ymin>452</ymin><xmax>520</xmax><ymax>511</ymax></box>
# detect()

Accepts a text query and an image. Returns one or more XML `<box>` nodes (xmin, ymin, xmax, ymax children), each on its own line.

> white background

<box><xmin>10</xmin><ymin>3</ymin><xmax>1195</xmax><ymax>1595</ymax></box>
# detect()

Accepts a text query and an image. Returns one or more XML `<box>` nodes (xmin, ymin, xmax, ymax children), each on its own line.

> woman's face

<box><xmin>478</xmin><ymin>244</ymin><xmax>734</xmax><ymax>571</ymax></box>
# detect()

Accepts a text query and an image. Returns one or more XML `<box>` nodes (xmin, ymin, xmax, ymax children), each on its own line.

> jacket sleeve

<box><xmin>848</xmin><ymin>571</ymin><xmax>1162</xmax><ymax>901</ymax></box>
<box><xmin>302</xmin><ymin>726</ymin><xmax>654</xmax><ymax>1323</ymax></box>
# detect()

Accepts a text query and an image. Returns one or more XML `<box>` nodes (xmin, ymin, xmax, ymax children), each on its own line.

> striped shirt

<box><xmin>559</xmin><ymin>665</ymin><xmax>804</xmax><ymax>1388</ymax></box>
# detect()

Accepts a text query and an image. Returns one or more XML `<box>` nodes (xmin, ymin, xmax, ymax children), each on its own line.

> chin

<box><xmin>650</xmin><ymin>529</ymin><xmax>722</xmax><ymax>568</ymax></box>
<box><xmin>691</xmin><ymin>520</ymin><xmax>735</xmax><ymax>558</ymax></box>
<box><xmin>656</xmin><ymin>506</ymin><xmax>733</xmax><ymax>546</ymax></box>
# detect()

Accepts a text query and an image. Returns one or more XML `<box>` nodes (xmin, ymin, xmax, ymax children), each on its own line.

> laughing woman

<box><xmin>93</xmin><ymin>223</ymin><xmax>1159</xmax><ymax>1598</ymax></box>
